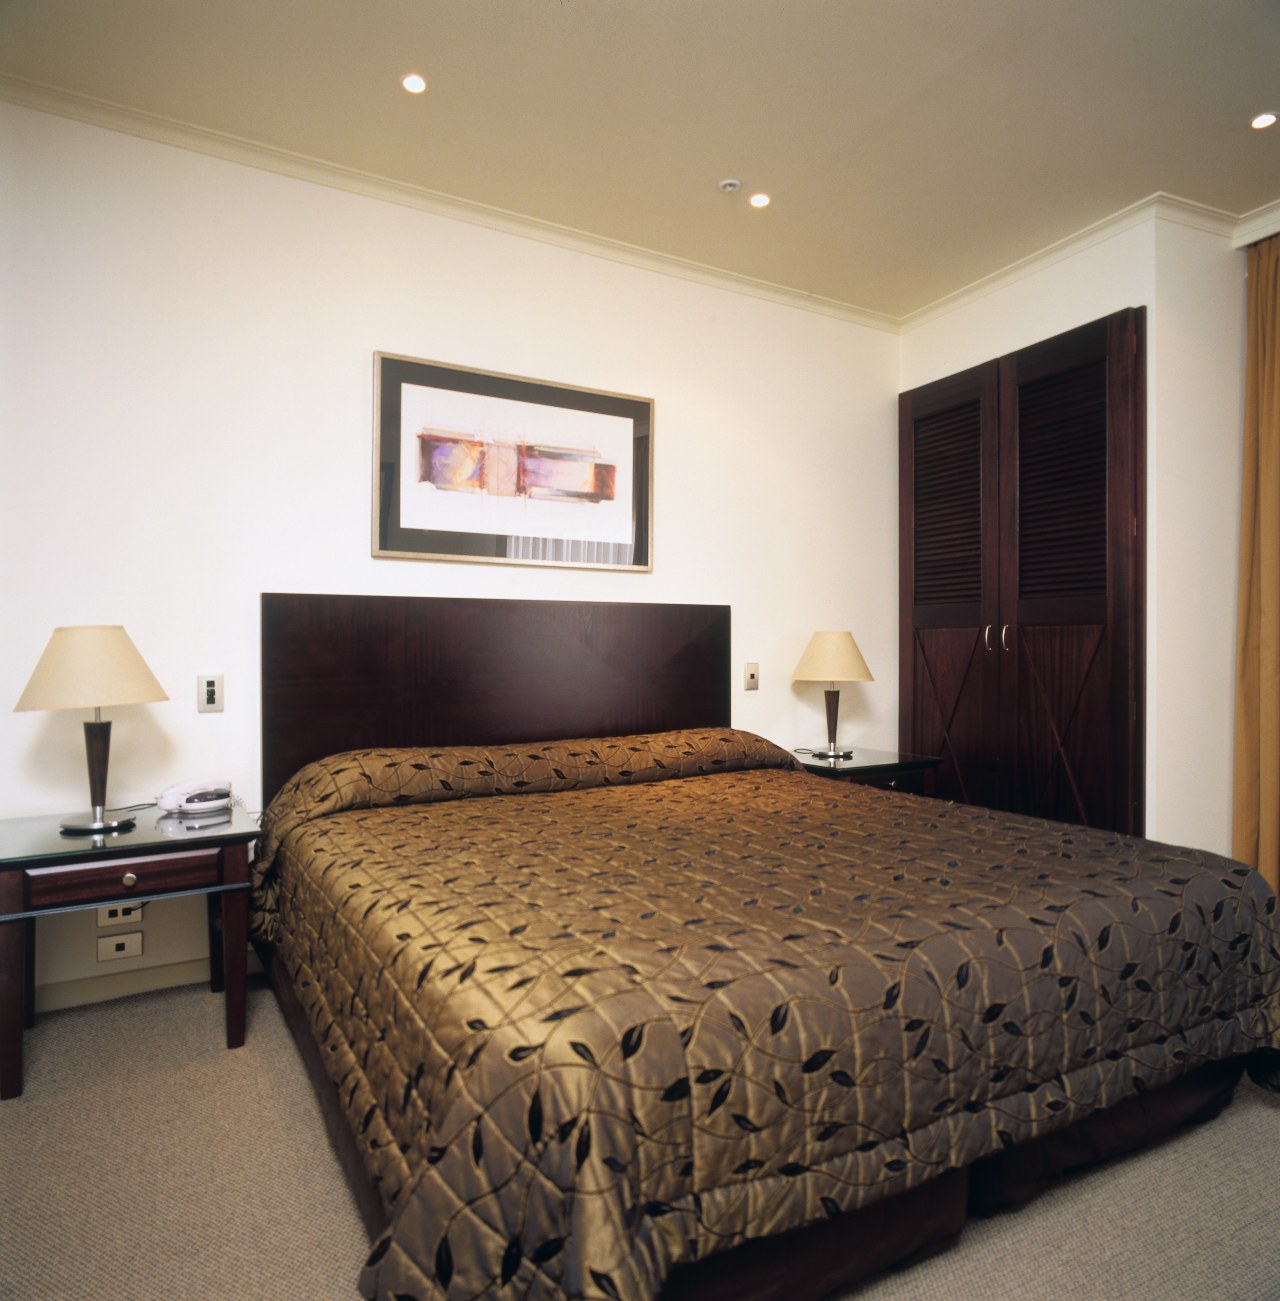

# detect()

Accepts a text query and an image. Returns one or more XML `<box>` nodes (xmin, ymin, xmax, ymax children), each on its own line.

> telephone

<box><xmin>157</xmin><ymin>779</ymin><xmax>233</xmax><ymax>815</ymax></box>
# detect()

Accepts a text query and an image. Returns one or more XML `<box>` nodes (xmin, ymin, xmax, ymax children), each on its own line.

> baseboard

<box><xmin>34</xmin><ymin>949</ymin><xmax>264</xmax><ymax>1013</ymax></box>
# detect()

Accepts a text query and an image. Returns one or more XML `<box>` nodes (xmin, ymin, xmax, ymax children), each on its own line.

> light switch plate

<box><xmin>197</xmin><ymin>673</ymin><xmax>224</xmax><ymax>713</ymax></box>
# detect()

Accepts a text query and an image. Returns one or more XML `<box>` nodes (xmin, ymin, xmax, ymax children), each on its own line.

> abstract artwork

<box><xmin>374</xmin><ymin>354</ymin><xmax>652</xmax><ymax>571</ymax></box>
<box><xmin>418</xmin><ymin>432</ymin><xmax>617</xmax><ymax>504</ymax></box>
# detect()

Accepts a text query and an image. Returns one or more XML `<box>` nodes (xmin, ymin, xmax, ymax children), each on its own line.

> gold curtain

<box><xmin>1233</xmin><ymin>233</ymin><xmax>1280</xmax><ymax>891</ymax></box>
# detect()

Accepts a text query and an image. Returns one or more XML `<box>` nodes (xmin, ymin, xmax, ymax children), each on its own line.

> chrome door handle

<box><xmin>984</xmin><ymin>624</ymin><xmax>992</xmax><ymax>651</ymax></box>
<box><xmin>1001</xmin><ymin>624</ymin><xmax>1010</xmax><ymax>651</ymax></box>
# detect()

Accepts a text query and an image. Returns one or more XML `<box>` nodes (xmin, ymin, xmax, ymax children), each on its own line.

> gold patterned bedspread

<box><xmin>250</xmin><ymin>729</ymin><xmax>1280</xmax><ymax>1300</ymax></box>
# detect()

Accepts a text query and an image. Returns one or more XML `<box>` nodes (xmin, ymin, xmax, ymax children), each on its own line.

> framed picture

<box><xmin>373</xmin><ymin>353</ymin><xmax>653</xmax><ymax>571</ymax></box>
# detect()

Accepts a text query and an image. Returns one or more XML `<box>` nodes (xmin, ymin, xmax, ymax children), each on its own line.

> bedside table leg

<box><xmin>222</xmin><ymin>891</ymin><xmax>247</xmax><ymax>1048</ymax></box>
<box><xmin>221</xmin><ymin>843</ymin><xmax>249</xmax><ymax>1050</ymax></box>
<box><xmin>0</xmin><ymin>913</ymin><xmax>25</xmax><ymax>1099</ymax></box>
<box><xmin>24</xmin><ymin>918</ymin><xmax>36</xmax><ymax>1029</ymax></box>
<box><xmin>207</xmin><ymin>894</ymin><xmax>225</xmax><ymax>993</ymax></box>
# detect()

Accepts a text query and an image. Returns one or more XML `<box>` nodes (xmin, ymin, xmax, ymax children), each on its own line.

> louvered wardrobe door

<box><xmin>899</xmin><ymin>362</ymin><xmax>1002</xmax><ymax>810</ymax></box>
<box><xmin>998</xmin><ymin>310</ymin><xmax>1145</xmax><ymax>833</ymax></box>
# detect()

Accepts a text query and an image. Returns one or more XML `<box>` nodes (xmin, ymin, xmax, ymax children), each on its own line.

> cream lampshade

<box><xmin>792</xmin><ymin>630</ymin><xmax>873</xmax><ymax>760</ymax></box>
<box><xmin>15</xmin><ymin>625</ymin><xmax>169</xmax><ymax>834</ymax></box>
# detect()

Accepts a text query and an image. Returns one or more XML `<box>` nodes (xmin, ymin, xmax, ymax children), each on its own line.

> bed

<box><xmin>252</xmin><ymin>593</ymin><xmax>1280</xmax><ymax>1300</ymax></box>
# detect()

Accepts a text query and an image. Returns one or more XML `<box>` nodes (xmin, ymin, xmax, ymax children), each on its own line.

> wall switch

<box><xmin>197</xmin><ymin>673</ymin><xmax>224</xmax><ymax>713</ymax></box>
<box><xmin>97</xmin><ymin>902</ymin><xmax>144</xmax><ymax>927</ymax></box>
<box><xmin>744</xmin><ymin>662</ymin><xmax>760</xmax><ymax>691</ymax></box>
<box><xmin>97</xmin><ymin>931</ymin><xmax>143</xmax><ymax>962</ymax></box>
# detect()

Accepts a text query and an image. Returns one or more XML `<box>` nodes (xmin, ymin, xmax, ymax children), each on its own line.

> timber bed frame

<box><xmin>256</xmin><ymin>591</ymin><xmax>1246</xmax><ymax>1299</ymax></box>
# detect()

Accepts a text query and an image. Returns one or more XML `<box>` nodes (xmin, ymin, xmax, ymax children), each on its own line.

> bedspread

<box><xmin>250</xmin><ymin>729</ymin><xmax>1280</xmax><ymax>1299</ymax></box>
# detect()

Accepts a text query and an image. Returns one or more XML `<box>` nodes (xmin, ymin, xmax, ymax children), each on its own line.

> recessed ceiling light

<box><xmin>749</xmin><ymin>192</ymin><xmax>771</xmax><ymax>209</ymax></box>
<box><xmin>719</xmin><ymin>179</ymin><xmax>742</xmax><ymax>193</ymax></box>
<box><xmin>402</xmin><ymin>73</ymin><xmax>428</xmax><ymax>94</ymax></box>
<box><xmin>1252</xmin><ymin>112</ymin><xmax>1276</xmax><ymax>130</ymax></box>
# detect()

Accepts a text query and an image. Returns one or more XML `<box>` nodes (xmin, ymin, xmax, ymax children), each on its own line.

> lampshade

<box><xmin>15</xmin><ymin>626</ymin><xmax>169</xmax><ymax>713</ymax></box>
<box><xmin>792</xmin><ymin>631</ymin><xmax>873</xmax><ymax>685</ymax></box>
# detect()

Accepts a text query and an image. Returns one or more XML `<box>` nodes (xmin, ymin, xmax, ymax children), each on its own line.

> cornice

<box><xmin>900</xmin><ymin>193</ymin><xmax>1241</xmax><ymax>331</ymax></box>
<box><xmin>3</xmin><ymin>76</ymin><xmax>1274</xmax><ymax>333</ymax></box>
<box><xmin>1233</xmin><ymin>198</ymin><xmax>1280</xmax><ymax>249</ymax></box>
<box><xmin>0</xmin><ymin>75</ymin><xmax>898</xmax><ymax>334</ymax></box>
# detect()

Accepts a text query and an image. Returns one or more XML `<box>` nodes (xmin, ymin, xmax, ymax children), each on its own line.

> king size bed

<box><xmin>251</xmin><ymin>593</ymin><xmax>1279</xmax><ymax>1300</ymax></box>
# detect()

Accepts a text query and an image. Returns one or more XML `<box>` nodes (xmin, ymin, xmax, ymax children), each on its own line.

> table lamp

<box><xmin>15</xmin><ymin>625</ymin><xmax>169</xmax><ymax>834</ymax></box>
<box><xmin>792</xmin><ymin>630</ymin><xmax>873</xmax><ymax>760</ymax></box>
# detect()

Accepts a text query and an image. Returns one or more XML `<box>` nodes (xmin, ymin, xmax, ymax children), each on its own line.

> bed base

<box><xmin>264</xmin><ymin>944</ymin><xmax>1243</xmax><ymax>1298</ymax></box>
<box><xmin>263</xmin><ymin>945</ymin><xmax>390</xmax><ymax>1239</ymax></box>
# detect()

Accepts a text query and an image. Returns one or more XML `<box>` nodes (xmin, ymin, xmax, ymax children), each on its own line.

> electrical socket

<box><xmin>744</xmin><ymin>662</ymin><xmax>760</xmax><ymax>690</ymax></box>
<box><xmin>97</xmin><ymin>902</ymin><xmax>144</xmax><ymax>928</ymax></box>
<box><xmin>97</xmin><ymin>931</ymin><xmax>143</xmax><ymax>962</ymax></box>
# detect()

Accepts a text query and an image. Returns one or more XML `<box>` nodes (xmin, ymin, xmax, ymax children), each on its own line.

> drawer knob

<box><xmin>122</xmin><ymin>872</ymin><xmax>138</xmax><ymax>888</ymax></box>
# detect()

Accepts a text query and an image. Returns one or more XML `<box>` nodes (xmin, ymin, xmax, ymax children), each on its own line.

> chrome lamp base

<box><xmin>60</xmin><ymin>806</ymin><xmax>137</xmax><ymax>835</ymax></box>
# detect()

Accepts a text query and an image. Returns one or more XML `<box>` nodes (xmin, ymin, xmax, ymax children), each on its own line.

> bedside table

<box><xmin>0</xmin><ymin>806</ymin><xmax>259</xmax><ymax>1099</ymax></box>
<box><xmin>793</xmin><ymin>747</ymin><xmax>942</xmax><ymax>795</ymax></box>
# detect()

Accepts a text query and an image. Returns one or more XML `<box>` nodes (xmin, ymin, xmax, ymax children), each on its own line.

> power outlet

<box><xmin>744</xmin><ymin>662</ymin><xmax>760</xmax><ymax>691</ymax></box>
<box><xmin>97</xmin><ymin>931</ymin><xmax>143</xmax><ymax>962</ymax></box>
<box><xmin>97</xmin><ymin>902</ymin><xmax>144</xmax><ymax>927</ymax></box>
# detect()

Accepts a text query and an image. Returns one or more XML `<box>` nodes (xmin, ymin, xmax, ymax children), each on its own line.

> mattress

<box><xmin>249</xmin><ymin>729</ymin><xmax>1280</xmax><ymax>1298</ymax></box>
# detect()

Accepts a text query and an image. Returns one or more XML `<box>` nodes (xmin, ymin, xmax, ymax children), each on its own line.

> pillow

<box><xmin>250</xmin><ymin>728</ymin><xmax>795</xmax><ymax>941</ymax></box>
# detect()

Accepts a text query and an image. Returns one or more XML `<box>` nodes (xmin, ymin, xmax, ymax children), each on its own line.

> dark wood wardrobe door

<box><xmin>898</xmin><ymin>362</ymin><xmax>1002</xmax><ymax>810</ymax></box>
<box><xmin>998</xmin><ymin>311</ymin><xmax>1145</xmax><ymax>833</ymax></box>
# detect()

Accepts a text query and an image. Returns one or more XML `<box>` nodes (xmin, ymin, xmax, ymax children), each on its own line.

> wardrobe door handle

<box><xmin>1001</xmin><ymin>624</ymin><xmax>1010</xmax><ymax>651</ymax></box>
<box><xmin>984</xmin><ymin>624</ymin><xmax>993</xmax><ymax>651</ymax></box>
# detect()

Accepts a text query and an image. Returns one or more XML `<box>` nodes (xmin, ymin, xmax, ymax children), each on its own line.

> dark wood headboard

<box><xmin>260</xmin><ymin>593</ymin><xmax>731</xmax><ymax>806</ymax></box>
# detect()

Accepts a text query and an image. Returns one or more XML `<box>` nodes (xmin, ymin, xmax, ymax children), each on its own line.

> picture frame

<box><xmin>373</xmin><ymin>353</ymin><xmax>653</xmax><ymax>571</ymax></box>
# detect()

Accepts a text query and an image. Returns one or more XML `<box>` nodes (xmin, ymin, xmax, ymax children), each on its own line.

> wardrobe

<box><xmin>898</xmin><ymin>307</ymin><xmax>1145</xmax><ymax>835</ymax></box>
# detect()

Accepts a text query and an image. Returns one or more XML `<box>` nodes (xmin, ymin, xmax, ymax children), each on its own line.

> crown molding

<box><xmin>1233</xmin><ymin>198</ymin><xmax>1280</xmax><ymax>249</ymax></box>
<box><xmin>5</xmin><ymin>75</ymin><xmax>1274</xmax><ymax>333</ymax></box>
<box><xmin>900</xmin><ymin>193</ymin><xmax>1243</xmax><ymax>331</ymax></box>
<box><xmin>0</xmin><ymin>75</ymin><xmax>898</xmax><ymax>334</ymax></box>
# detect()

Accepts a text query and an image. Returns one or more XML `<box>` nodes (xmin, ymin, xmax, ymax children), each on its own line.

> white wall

<box><xmin>900</xmin><ymin>215</ymin><xmax>1247</xmax><ymax>855</ymax></box>
<box><xmin>1</xmin><ymin>104</ymin><xmax>900</xmax><ymax>997</ymax></box>
<box><xmin>1145</xmin><ymin>219</ymin><xmax>1246</xmax><ymax>850</ymax></box>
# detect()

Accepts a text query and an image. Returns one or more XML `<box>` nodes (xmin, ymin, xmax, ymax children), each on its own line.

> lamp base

<box><xmin>59</xmin><ymin>809</ymin><xmax>137</xmax><ymax>835</ymax></box>
<box><xmin>808</xmin><ymin>747</ymin><xmax>855</xmax><ymax>761</ymax></box>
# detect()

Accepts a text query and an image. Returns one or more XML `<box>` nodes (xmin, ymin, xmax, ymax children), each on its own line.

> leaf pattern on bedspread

<box><xmin>249</xmin><ymin>729</ymin><xmax>1280</xmax><ymax>1299</ymax></box>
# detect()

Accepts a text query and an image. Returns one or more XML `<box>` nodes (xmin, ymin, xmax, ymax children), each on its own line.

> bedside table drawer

<box><xmin>849</xmin><ymin>772</ymin><xmax>931</xmax><ymax>794</ymax></box>
<box><xmin>24</xmin><ymin>849</ymin><xmax>222</xmax><ymax>910</ymax></box>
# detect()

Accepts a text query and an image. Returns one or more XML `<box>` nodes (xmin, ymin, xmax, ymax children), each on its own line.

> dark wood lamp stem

<box><xmin>83</xmin><ymin>717</ymin><xmax>112</xmax><ymax>820</ymax></box>
<box><xmin>824</xmin><ymin>688</ymin><xmax>840</xmax><ymax>755</ymax></box>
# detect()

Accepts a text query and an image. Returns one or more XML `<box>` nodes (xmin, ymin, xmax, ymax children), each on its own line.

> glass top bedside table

<box><xmin>0</xmin><ymin>805</ymin><xmax>259</xmax><ymax>1099</ymax></box>
<box><xmin>792</xmin><ymin>747</ymin><xmax>942</xmax><ymax>795</ymax></box>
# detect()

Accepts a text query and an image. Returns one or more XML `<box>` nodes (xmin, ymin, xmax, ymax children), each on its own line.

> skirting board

<box><xmin>34</xmin><ymin>950</ymin><xmax>264</xmax><ymax>1014</ymax></box>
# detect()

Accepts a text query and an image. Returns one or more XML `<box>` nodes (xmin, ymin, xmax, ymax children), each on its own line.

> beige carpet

<box><xmin>1</xmin><ymin>980</ymin><xmax>1277</xmax><ymax>1300</ymax></box>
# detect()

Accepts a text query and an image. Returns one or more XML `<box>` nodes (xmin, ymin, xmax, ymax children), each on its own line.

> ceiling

<box><xmin>2</xmin><ymin>0</ymin><xmax>1278</xmax><ymax>323</ymax></box>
